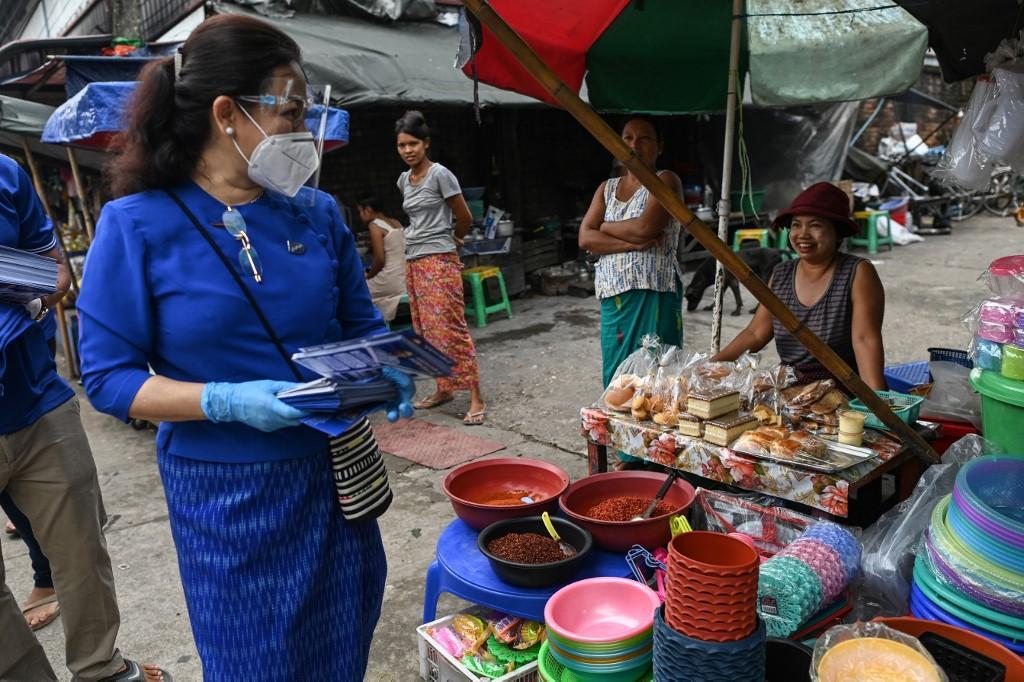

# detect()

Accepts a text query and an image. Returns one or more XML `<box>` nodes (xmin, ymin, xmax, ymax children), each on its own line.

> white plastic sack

<box><xmin>921</xmin><ymin>360</ymin><xmax>983</xmax><ymax>428</ymax></box>
<box><xmin>875</xmin><ymin>215</ymin><xmax>923</xmax><ymax>245</ymax></box>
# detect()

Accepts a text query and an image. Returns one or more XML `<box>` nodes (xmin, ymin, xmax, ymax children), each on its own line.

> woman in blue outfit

<box><xmin>77</xmin><ymin>15</ymin><xmax>411</xmax><ymax>680</ymax></box>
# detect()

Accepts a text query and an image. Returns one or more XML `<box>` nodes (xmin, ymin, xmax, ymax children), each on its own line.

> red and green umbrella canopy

<box><xmin>463</xmin><ymin>0</ymin><xmax>740</xmax><ymax>114</ymax></box>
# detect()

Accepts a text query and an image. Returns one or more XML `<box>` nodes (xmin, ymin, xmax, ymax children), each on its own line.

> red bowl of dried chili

<box><xmin>558</xmin><ymin>471</ymin><xmax>696</xmax><ymax>552</ymax></box>
<box><xmin>443</xmin><ymin>457</ymin><xmax>570</xmax><ymax>531</ymax></box>
<box><xmin>478</xmin><ymin>516</ymin><xmax>593</xmax><ymax>588</ymax></box>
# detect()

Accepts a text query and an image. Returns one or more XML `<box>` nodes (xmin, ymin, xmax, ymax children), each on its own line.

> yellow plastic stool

<box><xmin>849</xmin><ymin>210</ymin><xmax>894</xmax><ymax>255</ymax></box>
<box><xmin>461</xmin><ymin>266</ymin><xmax>513</xmax><ymax>328</ymax></box>
<box><xmin>732</xmin><ymin>228</ymin><xmax>771</xmax><ymax>251</ymax></box>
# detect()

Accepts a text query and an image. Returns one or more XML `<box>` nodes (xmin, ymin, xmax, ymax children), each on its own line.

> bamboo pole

<box><xmin>711</xmin><ymin>0</ymin><xmax>745</xmax><ymax>352</ymax></box>
<box><xmin>21</xmin><ymin>137</ymin><xmax>79</xmax><ymax>379</ymax></box>
<box><xmin>66</xmin><ymin>147</ymin><xmax>95</xmax><ymax>244</ymax></box>
<box><xmin>462</xmin><ymin>0</ymin><xmax>939</xmax><ymax>464</ymax></box>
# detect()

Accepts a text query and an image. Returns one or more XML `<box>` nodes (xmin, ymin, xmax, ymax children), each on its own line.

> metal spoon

<box><xmin>541</xmin><ymin>511</ymin><xmax>575</xmax><ymax>557</ymax></box>
<box><xmin>633</xmin><ymin>469</ymin><xmax>680</xmax><ymax>521</ymax></box>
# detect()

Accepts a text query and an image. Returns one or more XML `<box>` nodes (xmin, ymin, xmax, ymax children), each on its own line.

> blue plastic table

<box><xmin>422</xmin><ymin>518</ymin><xmax>632</xmax><ymax>623</ymax></box>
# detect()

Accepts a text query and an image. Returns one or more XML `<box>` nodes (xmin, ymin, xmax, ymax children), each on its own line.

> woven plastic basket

<box><xmin>848</xmin><ymin>390</ymin><xmax>924</xmax><ymax>430</ymax></box>
<box><xmin>757</xmin><ymin>556</ymin><xmax>824</xmax><ymax>637</ymax></box>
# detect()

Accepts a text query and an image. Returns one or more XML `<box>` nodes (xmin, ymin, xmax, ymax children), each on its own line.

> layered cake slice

<box><xmin>677</xmin><ymin>412</ymin><xmax>704</xmax><ymax>438</ymax></box>
<box><xmin>703</xmin><ymin>414</ymin><xmax>759</xmax><ymax>447</ymax></box>
<box><xmin>687</xmin><ymin>389</ymin><xmax>741</xmax><ymax>420</ymax></box>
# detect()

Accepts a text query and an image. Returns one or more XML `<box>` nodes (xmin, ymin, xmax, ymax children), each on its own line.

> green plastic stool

<box><xmin>776</xmin><ymin>227</ymin><xmax>797</xmax><ymax>260</ymax></box>
<box><xmin>731</xmin><ymin>228</ymin><xmax>772</xmax><ymax>251</ymax></box>
<box><xmin>848</xmin><ymin>210</ymin><xmax>894</xmax><ymax>255</ymax></box>
<box><xmin>461</xmin><ymin>266</ymin><xmax>512</xmax><ymax>328</ymax></box>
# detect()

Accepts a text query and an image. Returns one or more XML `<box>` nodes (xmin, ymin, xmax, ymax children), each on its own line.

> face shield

<box><xmin>235</xmin><ymin>77</ymin><xmax>332</xmax><ymax>206</ymax></box>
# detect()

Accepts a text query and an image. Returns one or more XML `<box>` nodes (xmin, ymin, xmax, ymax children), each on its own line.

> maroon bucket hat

<box><xmin>772</xmin><ymin>182</ymin><xmax>858</xmax><ymax>238</ymax></box>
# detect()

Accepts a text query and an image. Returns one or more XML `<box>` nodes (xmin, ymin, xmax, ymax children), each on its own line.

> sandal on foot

<box><xmin>4</xmin><ymin>521</ymin><xmax>18</xmax><ymax>538</ymax></box>
<box><xmin>413</xmin><ymin>395</ymin><xmax>454</xmax><ymax>410</ymax></box>
<box><xmin>21</xmin><ymin>594</ymin><xmax>60</xmax><ymax>632</ymax></box>
<box><xmin>99</xmin><ymin>659</ymin><xmax>173</xmax><ymax>682</ymax></box>
<box><xmin>463</xmin><ymin>410</ymin><xmax>487</xmax><ymax>426</ymax></box>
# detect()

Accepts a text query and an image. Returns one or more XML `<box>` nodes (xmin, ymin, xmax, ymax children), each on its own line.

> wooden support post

<box><xmin>462</xmin><ymin>0</ymin><xmax>939</xmax><ymax>465</ymax></box>
<box><xmin>21</xmin><ymin>138</ymin><xmax>79</xmax><ymax>378</ymax></box>
<box><xmin>66</xmin><ymin>147</ymin><xmax>95</xmax><ymax>244</ymax></box>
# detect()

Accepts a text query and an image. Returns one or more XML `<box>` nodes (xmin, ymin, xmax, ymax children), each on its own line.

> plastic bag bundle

<box><xmin>811</xmin><ymin>622</ymin><xmax>947</xmax><ymax>682</ymax></box>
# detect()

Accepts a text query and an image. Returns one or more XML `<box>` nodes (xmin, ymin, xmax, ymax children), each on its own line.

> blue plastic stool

<box><xmin>423</xmin><ymin>519</ymin><xmax>633</xmax><ymax>623</ymax></box>
<box><xmin>884</xmin><ymin>360</ymin><xmax>930</xmax><ymax>394</ymax></box>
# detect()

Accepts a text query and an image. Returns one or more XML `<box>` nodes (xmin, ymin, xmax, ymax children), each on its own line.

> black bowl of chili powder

<box><xmin>478</xmin><ymin>516</ymin><xmax>593</xmax><ymax>588</ymax></box>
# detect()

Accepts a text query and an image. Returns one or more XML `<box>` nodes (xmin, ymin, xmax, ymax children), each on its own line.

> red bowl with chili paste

<box><xmin>558</xmin><ymin>471</ymin><xmax>696</xmax><ymax>551</ymax></box>
<box><xmin>443</xmin><ymin>457</ymin><xmax>570</xmax><ymax>531</ymax></box>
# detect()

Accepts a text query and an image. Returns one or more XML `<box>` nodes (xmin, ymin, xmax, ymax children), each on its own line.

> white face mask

<box><xmin>232</xmin><ymin>105</ymin><xmax>319</xmax><ymax>197</ymax></box>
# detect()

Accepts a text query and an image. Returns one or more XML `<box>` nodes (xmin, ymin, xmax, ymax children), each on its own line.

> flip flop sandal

<box><xmin>4</xmin><ymin>521</ymin><xmax>18</xmax><ymax>538</ymax></box>
<box><xmin>98</xmin><ymin>659</ymin><xmax>173</xmax><ymax>682</ymax></box>
<box><xmin>463</xmin><ymin>410</ymin><xmax>487</xmax><ymax>426</ymax></box>
<box><xmin>414</xmin><ymin>395</ymin><xmax>454</xmax><ymax>410</ymax></box>
<box><xmin>20</xmin><ymin>594</ymin><xmax>59</xmax><ymax>632</ymax></box>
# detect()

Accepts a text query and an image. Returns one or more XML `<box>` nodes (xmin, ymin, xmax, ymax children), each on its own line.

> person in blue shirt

<box><xmin>0</xmin><ymin>153</ymin><xmax>167</xmax><ymax>681</ymax></box>
<box><xmin>77</xmin><ymin>14</ymin><xmax>412</xmax><ymax>681</ymax></box>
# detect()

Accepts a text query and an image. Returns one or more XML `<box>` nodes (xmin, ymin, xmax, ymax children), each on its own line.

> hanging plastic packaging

<box><xmin>975</xmin><ymin>65</ymin><xmax>1024</xmax><ymax>172</ymax></box>
<box><xmin>935</xmin><ymin>77</ymin><xmax>994</xmax><ymax>190</ymax></box>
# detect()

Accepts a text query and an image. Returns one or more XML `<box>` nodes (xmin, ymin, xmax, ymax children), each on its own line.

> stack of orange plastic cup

<box><xmin>665</xmin><ymin>531</ymin><xmax>760</xmax><ymax>641</ymax></box>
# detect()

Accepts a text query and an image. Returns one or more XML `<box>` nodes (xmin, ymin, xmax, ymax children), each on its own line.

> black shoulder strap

<box><xmin>163</xmin><ymin>189</ymin><xmax>304</xmax><ymax>382</ymax></box>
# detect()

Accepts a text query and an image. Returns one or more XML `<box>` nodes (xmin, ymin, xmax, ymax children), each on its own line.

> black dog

<box><xmin>684</xmin><ymin>248</ymin><xmax>783</xmax><ymax>316</ymax></box>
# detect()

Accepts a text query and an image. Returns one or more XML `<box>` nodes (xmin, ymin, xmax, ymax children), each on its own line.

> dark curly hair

<box><xmin>107</xmin><ymin>14</ymin><xmax>301</xmax><ymax>197</ymax></box>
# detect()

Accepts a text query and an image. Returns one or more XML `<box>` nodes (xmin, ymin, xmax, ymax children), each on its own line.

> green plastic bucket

<box><xmin>970</xmin><ymin>368</ymin><xmax>1024</xmax><ymax>452</ymax></box>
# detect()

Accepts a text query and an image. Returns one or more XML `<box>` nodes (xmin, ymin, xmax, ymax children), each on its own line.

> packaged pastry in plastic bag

<box><xmin>599</xmin><ymin>335</ymin><xmax>662</xmax><ymax>412</ymax></box>
<box><xmin>811</xmin><ymin>622</ymin><xmax>947</xmax><ymax>682</ymax></box>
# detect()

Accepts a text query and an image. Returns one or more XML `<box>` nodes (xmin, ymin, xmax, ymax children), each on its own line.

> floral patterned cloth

<box><xmin>581</xmin><ymin>407</ymin><xmax>903</xmax><ymax>518</ymax></box>
<box><xmin>406</xmin><ymin>252</ymin><xmax>479</xmax><ymax>392</ymax></box>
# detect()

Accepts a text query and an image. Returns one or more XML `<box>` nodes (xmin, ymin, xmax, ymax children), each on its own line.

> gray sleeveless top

<box><xmin>771</xmin><ymin>252</ymin><xmax>863</xmax><ymax>383</ymax></box>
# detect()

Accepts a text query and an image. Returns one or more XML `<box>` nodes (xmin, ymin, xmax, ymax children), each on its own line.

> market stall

<box><xmin>411</xmin><ymin>3</ymin><xmax>1024</xmax><ymax>680</ymax></box>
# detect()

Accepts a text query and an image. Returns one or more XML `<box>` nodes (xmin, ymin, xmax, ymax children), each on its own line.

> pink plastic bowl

<box><xmin>545</xmin><ymin>577</ymin><xmax>661</xmax><ymax>644</ymax></box>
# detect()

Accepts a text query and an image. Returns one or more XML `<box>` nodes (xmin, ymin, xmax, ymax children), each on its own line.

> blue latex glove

<box><xmin>381</xmin><ymin>367</ymin><xmax>415</xmax><ymax>422</ymax></box>
<box><xmin>201</xmin><ymin>380</ymin><xmax>310</xmax><ymax>432</ymax></box>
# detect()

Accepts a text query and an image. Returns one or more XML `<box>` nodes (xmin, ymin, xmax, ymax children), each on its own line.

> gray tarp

<box><xmin>211</xmin><ymin>2</ymin><xmax>539</xmax><ymax>108</ymax></box>
<box><xmin>0</xmin><ymin>95</ymin><xmax>53</xmax><ymax>136</ymax></box>
<box><xmin>747</xmin><ymin>0</ymin><xmax>928</xmax><ymax>107</ymax></box>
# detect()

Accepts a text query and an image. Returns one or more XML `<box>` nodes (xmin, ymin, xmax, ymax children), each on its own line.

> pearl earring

<box><xmin>225</xmin><ymin>126</ymin><xmax>235</xmax><ymax>137</ymax></box>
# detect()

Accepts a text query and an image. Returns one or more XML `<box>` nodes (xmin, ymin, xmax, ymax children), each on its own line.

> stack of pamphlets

<box><xmin>0</xmin><ymin>245</ymin><xmax>57</xmax><ymax>305</ymax></box>
<box><xmin>277</xmin><ymin>329</ymin><xmax>453</xmax><ymax>436</ymax></box>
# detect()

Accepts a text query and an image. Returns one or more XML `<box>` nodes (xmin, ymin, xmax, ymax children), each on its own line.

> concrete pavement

<box><xmin>1</xmin><ymin>214</ymin><xmax>1011</xmax><ymax>680</ymax></box>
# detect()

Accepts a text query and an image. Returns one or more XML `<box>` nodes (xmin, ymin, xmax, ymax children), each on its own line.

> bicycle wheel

<box><xmin>984</xmin><ymin>170</ymin><xmax>1024</xmax><ymax>216</ymax></box>
<box><xmin>950</xmin><ymin>193</ymin><xmax>984</xmax><ymax>221</ymax></box>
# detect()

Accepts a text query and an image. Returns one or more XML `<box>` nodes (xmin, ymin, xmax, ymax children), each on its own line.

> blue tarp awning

<box><xmin>42</xmin><ymin>81</ymin><xmax>350</xmax><ymax>151</ymax></box>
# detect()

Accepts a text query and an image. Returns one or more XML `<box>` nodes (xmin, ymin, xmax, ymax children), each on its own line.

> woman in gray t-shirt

<box><xmin>395</xmin><ymin>111</ymin><xmax>487</xmax><ymax>425</ymax></box>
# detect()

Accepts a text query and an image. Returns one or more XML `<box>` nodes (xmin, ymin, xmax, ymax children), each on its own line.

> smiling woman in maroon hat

<box><xmin>715</xmin><ymin>182</ymin><xmax>887</xmax><ymax>390</ymax></box>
